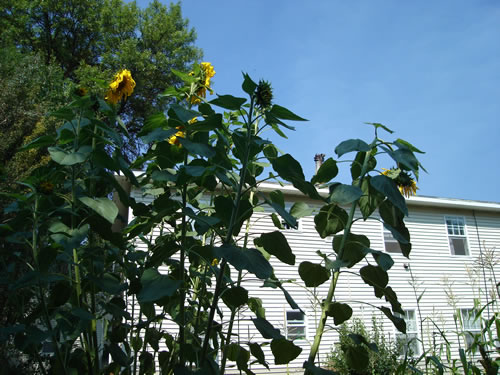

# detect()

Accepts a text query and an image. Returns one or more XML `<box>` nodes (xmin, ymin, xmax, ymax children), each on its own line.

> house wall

<box><xmin>129</xmin><ymin>188</ymin><xmax>500</xmax><ymax>373</ymax></box>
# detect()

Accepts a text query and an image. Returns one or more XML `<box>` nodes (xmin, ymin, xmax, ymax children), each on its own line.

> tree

<box><xmin>0</xmin><ymin>0</ymin><xmax>203</xmax><ymax>181</ymax></box>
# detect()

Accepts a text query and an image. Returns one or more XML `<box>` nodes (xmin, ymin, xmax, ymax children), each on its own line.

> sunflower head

<box><xmin>105</xmin><ymin>69</ymin><xmax>136</xmax><ymax>104</ymax></box>
<box><xmin>74</xmin><ymin>87</ymin><xmax>88</xmax><ymax>97</ymax></box>
<box><xmin>381</xmin><ymin>168</ymin><xmax>418</xmax><ymax>198</ymax></box>
<box><xmin>168</xmin><ymin>127</ymin><xmax>186</xmax><ymax>146</ymax></box>
<box><xmin>189</xmin><ymin>62</ymin><xmax>215</xmax><ymax>104</ymax></box>
<box><xmin>38</xmin><ymin>181</ymin><xmax>55</xmax><ymax>195</ymax></box>
<box><xmin>255</xmin><ymin>80</ymin><xmax>273</xmax><ymax>109</ymax></box>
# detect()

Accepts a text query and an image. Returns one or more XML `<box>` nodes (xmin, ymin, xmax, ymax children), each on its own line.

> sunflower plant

<box><xmin>0</xmin><ymin>61</ymin><xmax>425</xmax><ymax>375</ymax></box>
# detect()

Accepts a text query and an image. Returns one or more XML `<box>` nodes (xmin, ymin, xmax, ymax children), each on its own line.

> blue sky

<box><xmin>137</xmin><ymin>0</ymin><xmax>500</xmax><ymax>202</ymax></box>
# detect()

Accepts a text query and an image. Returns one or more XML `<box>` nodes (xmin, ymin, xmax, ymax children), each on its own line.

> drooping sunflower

<box><xmin>105</xmin><ymin>69</ymin><xmax>136</xmax><ymax>104</ymax></box>
<box><xmin>167</xmin><ymin>117</ymin><xmax>197</xmax><ymax>146</ymax></box>
<box><xmin>189</xmin><ymin>62</ymin><xmax>215</xmax><ymax>104</ymax></box>
<box><xmin>381</xmin><ymin>168</ymin><xmax>418</xmax><ymax>198</ymax></box>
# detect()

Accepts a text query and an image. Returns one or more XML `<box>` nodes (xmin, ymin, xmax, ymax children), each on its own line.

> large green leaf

<box><xmin>222</xmin><ymin>286</ymin><xmax>248</xmax><ymax>309</ymax></box>
<box><xmin>345</xmin><ymin>345</ymin><xmax>369</xmax><ymax>372</ymax></box>
<box><xmin>329</xmin><ymin>184</ymin><xmax>363</xmax><ymax>205</ymax></box>
<box><xmin>252</xmin><ymin>318</ymin><xmax>284</xmax><ymax>340</ymax></box>
<box><xmin>210</xmin><ymin>95</ymin><xmax>246</xmax><ymax>110</ymax></box>
<box><xmin>249</xmin><ymin>343</ymin><xmax>269</xmax><ymax>370</ymax></box>
<box><xmin>189</xmin><ymin>114</ymin><xmax>223</xmax><ymax>132</ymax></box>
<box><xmin>137</xmin><ymin>268</ymin><xmax>182</xmax><ymax>303</ymax></box>
<box><xmin>268</xmin><ymin>104</ymin><xmax>307</xmax><ymax>121</ymax></box>
<box><xmin>242</xmin><ymin>73</ymin><xmax>257</xmax><ymax>95</ymax></box>
<box><xmin>79</xmin><ymin>196</ymin><xmax>118</xmax><ymax>224</ymax></box>
<box><xmin>311</xmin><ymin>158</ymin><xmax>338</xmax><ymax>184</ymax></box>
<box><xmin>380</xmin><ymin>306</ymin><xmax>406</xmax><ymax>333</ymax></box>
<box><xmin>49</xmin><ymin>222</ymin><xmax>89</xmax><ymax>251</ymax></box>
<box><xmin>370</xmin><ymin>175</ymin><xmax>408</xmax><ymax>216</ymax></box>
<box><xmin>19</xmin><ymin>135</ymin><xmax>55</xmax><ymax>151</ymax></box>
<box><xmin>48</xmin><ymin>146</ymin><xmax>91</xmax><ymax>165</ymax></box>
<box><xmin>177</xmin><ymin>138</ymin><xmax>216</xmax><ymax>158</ymax></box>
<box><xmin>335</xmin><ymin>139</ymin><xmax>370</xmax><ymax>157</ymax></box>
<box><xmin>351</xmin><ymin>151</ymin><xmax>377</xmax><ymax>180</ymax></box>
<box><xmin>248</xmin><ymin>297</ymin><xmax>266</xmax><ymax>319</ymax></box>
<box><xmin>226</xmin><ymin>343</ymin><xmax>250</xmax><ymax>370</ymax></box>
<box><xmin>360</xmin><ymin>265</ymin><xmax>389</xmax><ymax>297</ymax></box>
<box><xmin>358</xmin><ymin>177</ymin><xmax>385</xmax><ymax>220</ymax></box>
<box><xmin>214</xmin><ymin>245</ymin><xmax>273</xmax><ymax>280</ymax></box>
<box><xmin>303</xmin><ymin>361</ymin><xmax>339</xmax><ymax>375</ymax></box>
<box><xmin>314</xmin><ymin>204</ymin><xmax>348</xmax><ymax>238</ymax></box>
<box><xmin>298</xmin><ymin>261</ymin><xmax>330</xmax><ymax>287</ymax></box>
<box><xmin>271</xmin><ymin>154</ymin><xmax>305</xmax><ymax>181</ymax></box>
<box><xmin>290</xmin><ymin>201</ymin><xmax>313</xmax><ymax>219</ymax></box>
<box><xmin>332</xmin><ymin>233</ymin><xmax>370</xmax><ymax>267</ymax></box>
<box><xmin>170</xmin><ymin>103</ymin><xmax>200</xmax><ymax>123</ymax></box>
<box><xmin>255</xmin><ymin>231</ymin><xmax>295</xmax><ymax>265</ymax></box>
<box><xmin>140</xmin><ymin>128</ymin><xmax>177</xmax><ymax>144</ymax></box>
<box><xmin>326</xmin><ymin>302</ymin><xmax>353</xmax><ymax>325</ymax></box>
<box><xmin>270</xmin><ymin>338</ymin><xmax>302</xmax><ymax>365</ymax></box>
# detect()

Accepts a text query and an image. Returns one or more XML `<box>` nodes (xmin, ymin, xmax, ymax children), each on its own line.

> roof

<box><xmin>258</xmin><ymin>182</ymin><xmax>500</xmax><ymax>213</ymax></box>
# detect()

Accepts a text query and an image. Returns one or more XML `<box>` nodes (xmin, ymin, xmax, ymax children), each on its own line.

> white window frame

<box><xmin>285</xmin><ymin>309</ymin><xmax>307</xmax><ymax>341</ymax></box>
<box><xmin>382</xmin><ymin>224</ymin><xmax>402</xmax><ymax>254</ymax></box>
<box><xmin>395</xmin><ymin>309</ymin><xmax>420</xmax><ymax>357</ymax></box>
<box><xmin>445</xmin><ymin>216</ymin><xmax>470</xmax><ymax>256</ymax></box>
<box><xmin>460</xmin><ymin>308</ymin><xmax>482</xmax><ymax>350</ymax></box>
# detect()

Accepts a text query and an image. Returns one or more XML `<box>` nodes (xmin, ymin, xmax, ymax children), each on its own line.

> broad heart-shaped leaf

<box><xmin>248</xmin><ymin>297</ymin><xmax>266</xmax><ymax>319</ymax></box>
<box><xmin>359</xmin><ymin>177</ymin><xmax>385</xmax><ymax>220</ymax></box>
<box><xmin>49</xmin><ymin>222</ymin><xmax>89</xmax><ymax>251</ymax></box>
<box><xmin>177</xmin><ymin>138</ymin><xmax>216</xmax><ymax>158</ymax></box>
<box><xmin>210</xmin><ymin>94</ymin><xmax>246</xmax><ymax>110</ymax></box>
<box><xmin>303</xmin><ymin>361</ymin><xmax>340</xmax><ymax>375</ymax></box>
<box><xmin>48</xmin><ymin>145</ymin><xmax>91</xmax><ymax>165</ymax></box>
<box><xmin>332</xmin><ymin>233</ymin><xmax>370</xmax><ymax>267</ymax></box>
<box><xmin>222</xmin><ymin>286</ymin><xmax>248</xmax><ymax>309</ymax></box>
<box><xmin>311</xmin><ymin>158</ymin><xmax>338</xmax><ymax>184</ymax></box>
<box><xmin>79</xmin><ymin>196</ymin><xmax>118</xmax><ymax>224</ymax></box>
<box><xmin>140</xmin><ymin>128</ymin><xmax>177</xmax><ymax>144</ymax></box>
<box><xmin>370</xmin><ymin>174</ymin><xmax>408</xmax><ymax>216</ymax></box>
<box><xmin>268</xmin><ymin>104</ymin><xmax>307</xmax><ymax>121</ymax></box>
<box><xmin>360</xmin><ymin>265</ymin><xmax>389</xmax><ymax>298</ymax></box>
<box><xmin>271</xmin><ymin>154</ymin><xmax>305</xmax><ymax>181</ymax></box>
<box><xmin>214</xmin><ymin>244</ymin><xmax>273</xmax><ymax>280</ymax></box>
<box><xmin>392</xmin><ymin>147</ymin><xmax>419</xmax><ymax>171</ymax></box>
<box><xmin>249</xmin><ymin>343</ymin><xmax>269</xmax><ymax>370</ymax></box>
<box><xmin>226</xmin><ymin>343</ymin><xmax>250</xmax><ymax>370</ymax></box>
<box><xmin>19</xmin><ymin>135</ymin><xmax>55</xmax><ymax>151</ymax></box>
<box><xmin>189</xmin><ymin>113</ymin><xmax>223</xmax><ymax>132</ymax></box>
<box><xmin>380</xmin><ymin>306</ymin><xmax>406</xmax><ymax>333</ymax></box>
<box><xmin>137</xmin><ymin>268</ymin><xmax>182</xmax><ymax>303</ymax></box>
<box><xmin>298</xmin><ymin>261</ymin><xmax>330</xmax><ymax>287</ymax></box>
<box><xmin>326</xmin><ymin>302</ymin><xmax>353</xmax><ymax>325</ymax></box>
<box><xmin>262</xmin><ymin>194</ymin><xmax>297</xmax><ymax>229</ymax></box>
<box><xmin>314</xmin><ymin>204</ymin><xmax>348</xmax><ymax>238</ymax></box>
<box><xmin>328</xmin><ymin>184</ymin><xmax>363</xmax><ymax>205</ymax></box>
<box><xmin>255</xmin><ymin>231</ymin><xmax>295</xmax><ymax>265</ymax></box>
<box><xmin>290</xmin><ymin>201</ymin><xmax>314</xmax><ymax>219</ymax></box>
<box><xmin>351</xmin><ymin>151</ymin><xmax>377</xmax><ymax>180</ymax></box>
<box><xmin>334</xmin><ymin>139</ymin><xmax>370</xmax><ymax>157</ymax></box>
<box><xmin>170</xmin><ymin>103</ymin><xmax>200</xmax><ymax>123</ymax></box>
<box><xmin>242</xmin><ymin>72</ymin><xmax>257</xmax><ymax>95</ymax></box>
<box><xmin>252</xmin><ymin>317</ymin><xmax>284</xmax><ymax>340</ymax></box>
<box><xmin>345</xmin><ymin>345</ymin><xmax>369</xmax><ymax>372</ymax></box>
<box><xmin>270</xmin><ymin>338</ymin><xmax>302</xmax><ymax>365</ymax></box>
<box><xmin>367</xmin><ymin>249</ymin><xmax>394</xmax><ymax>271</ymax></box>
<box><xmin>382</xmin><ymin>286</ymin><xmax>404</xmax><ymax>315</ymax></box>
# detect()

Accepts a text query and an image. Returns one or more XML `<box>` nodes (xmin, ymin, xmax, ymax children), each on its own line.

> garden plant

<box><xmin>0</xmin><ymin>61</ymin><xmax>427</xmax><ymax>374</ymax></box>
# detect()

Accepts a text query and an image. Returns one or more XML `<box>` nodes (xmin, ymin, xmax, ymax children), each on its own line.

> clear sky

<box><xmin>136</xmin><ymin>0</ymin><xmax>500</xmax><ymax>202</ymax></box>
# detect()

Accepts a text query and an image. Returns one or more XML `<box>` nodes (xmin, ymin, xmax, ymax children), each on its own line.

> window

<box><xmin>286</xmin><ymin>310</ymin><xmax>306</xmax><ymax>340</ymax></box>
<box><xmin>445</xmin><ymin>216</ymin><xmax>469</xmax><ymax>255</ymax></box>
<box><xmin>384</xmin><ymin>227</ymin><xmax>402</xmax><ymax>254</ymax></box>
<box><xmin>461</xmin><ymin>308</ymin><xmax>481</xmax><ymax>349</ymax></box>
<box><xmin>395</xmin><ymin>310</ymin><xmax>420</xmax><ymax>356</ymax></box>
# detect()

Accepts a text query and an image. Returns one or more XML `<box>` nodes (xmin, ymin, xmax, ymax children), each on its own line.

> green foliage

<box><xmin>326</xmin><ymin>316</ymin><xmax>400</xmax><ymax>375</ymax></box>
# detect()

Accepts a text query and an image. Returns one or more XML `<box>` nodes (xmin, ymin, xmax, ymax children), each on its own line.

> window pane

<box><xmin>384</xmin><ymin>232</ymin><xmax>402</xmax><ymax>253</ymax></box>
<box><xmin>287</xmin><ymin>311</ymin><xmax>304</xmax><ymax>321</ymax></box>
<box><xmin>451</xmin><ymin>237</ymin><xmax>468</xmax><ymax>255</ymax></box>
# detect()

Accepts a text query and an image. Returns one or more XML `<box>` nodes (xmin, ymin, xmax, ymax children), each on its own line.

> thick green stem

<box><xmin>201</xmin><ymin>97</ymin><xmax>256</xmax><ymax>365</ymax></box>
<box><xmin>307</xmin><ymin>150</ymin><xmax>372</xmax><ymax>366</ymax></box>
<box><xmin>179</xmin><ymin>149</ymin><xmax>189</xmax><ymax>365</ymax></box>
<box><xmin>220</xmin><ymin>192</ymin><xmax>254</xmax><ymax>373</ymax></box>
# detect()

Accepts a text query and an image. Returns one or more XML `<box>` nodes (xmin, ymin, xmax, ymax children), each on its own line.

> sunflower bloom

<box><xmin>168</xmin><ymin>127</ymin><xmax>186</xmax><ymax>146</ymax></box>
<box><xmin>190</xmin><ymin>62</ymin><xmax>215</xmax><ymax>104</ymax></box>
<box><xmin>105</xmin><ymin>69</ymin><xmax>136</xmax><ymax>104</ymax></box>
<box><xmin>381</xmin><ymin>168</ymin><xmax>418</xmax><ymax>198</ymax></box>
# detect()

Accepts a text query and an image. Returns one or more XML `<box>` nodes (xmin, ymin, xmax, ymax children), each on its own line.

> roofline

<box><xmin>257</xmin><ymin>182</ymin><xmax>500</xmax><ymax>213</ymax></box>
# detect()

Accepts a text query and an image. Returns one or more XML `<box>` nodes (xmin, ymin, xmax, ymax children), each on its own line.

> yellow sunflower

<box><xmin>189</xmin><ymin>62</ymin><xmax>215</xmax><ymax>104</ymax></box>
<box><xmin>105</xmin><ymin>69</ymin><xmax>136</xmax><ymax>104</ymax></box>
<box><xmin>381</xmin><ymin>168</ymin><xmax>418</xmax><ymax>198</ymax></box>
<box><xmin>167</xmin><ymin>117</ymin><xmax>197</xmax><ymax>146</ymax></box>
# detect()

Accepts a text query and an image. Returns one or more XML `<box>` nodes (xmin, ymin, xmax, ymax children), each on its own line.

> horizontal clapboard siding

<box><xmin>129</xmin><ymin>187</ymin><xmax>500</xmax><ymax>373</ymax></box>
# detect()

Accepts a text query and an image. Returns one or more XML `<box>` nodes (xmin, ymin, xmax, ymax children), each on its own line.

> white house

<box><xmin>130</xmin><ymin>182</ymin><xmax>500</xmax><ymax>373</ymax></box>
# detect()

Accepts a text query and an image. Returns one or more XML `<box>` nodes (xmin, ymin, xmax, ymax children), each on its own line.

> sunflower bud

<box><xmin>255</xmin><ymin>80</ymin><xmax>273</xmax><ymax>109</ymax></box>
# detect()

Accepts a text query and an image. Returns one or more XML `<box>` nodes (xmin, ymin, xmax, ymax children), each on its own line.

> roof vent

<box><xmin>314</xmin><ymin>153</ymin><xmax>325</xmax><ymax>173</ymax></box>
